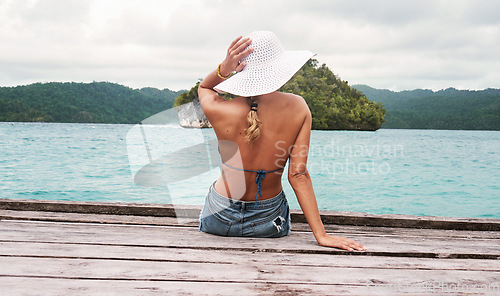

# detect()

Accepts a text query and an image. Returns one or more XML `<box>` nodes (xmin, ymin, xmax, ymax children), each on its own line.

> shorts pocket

<box><xmin>199</xmin><ymin>201</ymin><xmax>232</xmax><ymax>237</ymax></box>
<box><xmin>200</xmin><ymin>214</ymin><xmax>231</xmax><ymax>236</ymax></box>
<box><xmin>250</xmin><ymin>205</ymin><xmax>290</xmax><ymax>238</ymax></box>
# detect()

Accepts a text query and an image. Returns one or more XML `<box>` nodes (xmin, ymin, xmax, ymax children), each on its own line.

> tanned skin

<box><xmin>198</xmin><ymin>36</ymin><xmax>366</xmax><ymax>251</ymax></box>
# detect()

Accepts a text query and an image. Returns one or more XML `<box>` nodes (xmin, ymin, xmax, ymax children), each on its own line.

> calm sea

<box><xmin>1</xmin><ymin>122</ymin><xmax>498</xmax><ymax>218</ymax></box>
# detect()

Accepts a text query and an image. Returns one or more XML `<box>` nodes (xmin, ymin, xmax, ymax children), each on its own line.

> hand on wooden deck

<box><xmin>316</xmin><ymin>233</ymin><xmax>366</xmax><ymax>251</ymax></box>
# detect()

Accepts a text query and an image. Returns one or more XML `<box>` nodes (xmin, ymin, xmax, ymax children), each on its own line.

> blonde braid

<box><xmin>245</xmin><ymin>97</ymin><xmax>261</xmax><ymax>142</ymax></box>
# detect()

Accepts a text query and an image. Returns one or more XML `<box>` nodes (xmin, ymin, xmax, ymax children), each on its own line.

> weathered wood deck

<box><xmin>0</xmin><ymin>199</ymin><xmax>499</xmax><ymax>295</ymax></box>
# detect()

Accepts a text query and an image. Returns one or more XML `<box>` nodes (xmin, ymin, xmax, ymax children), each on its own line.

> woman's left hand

<box><xmin>219</xmin><ymin>36</ymin><xmax>254</xmax><ymax>77</ymax></box>
<box><xmin>316</xmin><ymin>233</ymin><xmax>367</xmax><ymax>251</ymax></box>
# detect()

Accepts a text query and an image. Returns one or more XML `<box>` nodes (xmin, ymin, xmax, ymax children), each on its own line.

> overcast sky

<box><xmin>1</xmin><ymin>0</ymin><xmax>499</xmax><ymax>91</ymax></box>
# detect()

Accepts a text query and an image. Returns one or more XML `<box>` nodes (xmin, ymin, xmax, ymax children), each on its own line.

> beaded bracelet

<box><xmin>217</xmin><ymin>63</ymin><xmax>231</xmax><ymax>79</ymax></box>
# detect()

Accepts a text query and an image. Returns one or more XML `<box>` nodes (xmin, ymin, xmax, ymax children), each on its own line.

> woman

<box><xmin>198</xmin><ymin>31</ymin><xmax>365</xmax><ymax>251</ymax></box>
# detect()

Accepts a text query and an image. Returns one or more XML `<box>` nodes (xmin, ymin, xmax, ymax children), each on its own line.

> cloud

<box><xmin>0</xmin><ymin>0</ymin><xmax>498</xmax><ymax>91</ymax></box>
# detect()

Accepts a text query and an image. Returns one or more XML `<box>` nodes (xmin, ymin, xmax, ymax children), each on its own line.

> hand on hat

<box><xmin>219</xmin><ymin>36</ymin><xmax>254</xmax><ymax>77</ymax></box>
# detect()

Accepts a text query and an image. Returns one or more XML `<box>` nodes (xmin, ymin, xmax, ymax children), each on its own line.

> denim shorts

<box><xmin>199</xmin><ymin>184</ymin><xmax>291</xmax><ymax>238</ymax></box>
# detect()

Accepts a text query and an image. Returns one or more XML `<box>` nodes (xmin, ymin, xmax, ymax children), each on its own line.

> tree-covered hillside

<box><xmin>0</xmin><ymin>82</ymin><xmax>183</xmax><ymax>123</ymax></box>
<box><xmin>175</xmin><ymin>59</ymin><xmax>386</xmax><ymax>131</ymax></box>
<box><xmin>354</xmin><ymin>85</ymin><xmax>500</xmax><ymax>130</ymax></box>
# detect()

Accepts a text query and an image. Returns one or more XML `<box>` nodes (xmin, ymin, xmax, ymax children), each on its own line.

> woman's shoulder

<box><xmin>208</xmin><ymin>92</ymin><xmax>309</xmax><ymax>119</ymax></box>
<box><xmin>271</xmin><ymin>91</ymin><xmax>303</xmax><ymax>100</ymax></box>
<box><xmin>270</xmin><ymin>92</ymin><xmax>310</xmax><ymax>114</ymax></box>
<box><xmin>262</xmin><ymin>92</ymin><xmax>304</xmax><ymax>104</ymax></box>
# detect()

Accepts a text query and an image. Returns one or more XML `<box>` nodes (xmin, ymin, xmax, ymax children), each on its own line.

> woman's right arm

<box><xmin>288</xmin><ymin>102</ymin><xmax>366</xmax><ymax>251</ymax></box>
<box><xmin>198</xmin><ymin>36</ymin><xmax>253</xmax><ymax>115</ymax></box>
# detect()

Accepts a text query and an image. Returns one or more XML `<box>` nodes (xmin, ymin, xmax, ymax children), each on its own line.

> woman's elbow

<box><xmin>197</xmin><ymin>86</ymin><xmax>206</xmax><ymax>104</ymax></box>
<box><xmin>288</xmin><ymin>170</ymin><xmax>311</xmax><ymax>186</ymax></box>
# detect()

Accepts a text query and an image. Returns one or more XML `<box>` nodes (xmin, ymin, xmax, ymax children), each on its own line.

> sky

<box><xmin>1</xmin><ymin>0</ymin><xmax>499</xmax><ymax>92</ymax></box>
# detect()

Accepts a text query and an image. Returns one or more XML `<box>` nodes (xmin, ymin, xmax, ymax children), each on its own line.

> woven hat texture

<box><xmin>214</xmin><ymin>31</ymin><xmax>315</xmax><ymax>97</ymax></box>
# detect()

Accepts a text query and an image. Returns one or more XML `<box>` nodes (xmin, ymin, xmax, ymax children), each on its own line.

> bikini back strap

<box><xmin>221</xmin><ymin>161</ymin><xmax>284</xmax><ymax>205</ymax></box>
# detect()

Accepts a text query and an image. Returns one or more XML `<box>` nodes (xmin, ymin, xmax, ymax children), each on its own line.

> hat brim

<box><xmin>214</xmin><ymin>50</ymin><xmax>315</xmax><ymax>97</ymax></box>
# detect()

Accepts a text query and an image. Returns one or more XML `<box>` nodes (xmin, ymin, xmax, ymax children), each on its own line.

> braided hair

<box><xmin>245</xmin><ymin>96</ymin><xmax>261</xmax><ymax>142</ymax></box>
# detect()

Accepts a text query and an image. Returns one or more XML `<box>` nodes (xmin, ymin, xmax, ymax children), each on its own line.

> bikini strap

<box><xmin>221</xmin><ymin>161</ymin><xmax>284</xmax><ymax>205</ymax></box>
<box><xmin>221</xmin><ymin>161</ymin><xmax>283</xmax><ymax>174</ymax></box>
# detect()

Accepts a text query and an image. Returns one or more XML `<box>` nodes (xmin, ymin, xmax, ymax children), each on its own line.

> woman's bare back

<box><xmin>203</xmin><ymin>91</ymin><xmax>309</xmax><ymax>201</ymax></box>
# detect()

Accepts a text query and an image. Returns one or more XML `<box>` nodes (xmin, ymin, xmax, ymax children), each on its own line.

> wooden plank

<box><xmin>1</xmin><ymin>220</ymin><xmax>499</xmax><ymax>259</ymax></box>
<box><xmin>2</xmin><ymin>198</ymin><xmax>499</xmax><ymax>231</ymax></box>
<box><xmin>1</xmin><ymin>218</ymin><xmax>499</xmax><ymax>295</ymax></box>
<box><xmin>0</xmin><ymin>199</ymin><xmax>185</xmax><ymax>217</ymax></box>
<box><xmin>2</xmin><ymin>277</ymin><xmax>497</xmax><ymax>296</ymax></box>
<box><xmin>1</xmin><ymin>219</ymin><xmax>498</xmax><ymax>260</ymax></box>
<box><xmin>1</xmin><ymin>241</ymin><xmax>499</xmax><ymax>272</ymax></box>
<box><xmin>3</xmin><ymin>210</ymin><xmax>500</xmax><ymax>240</ymax></box>
<box><xmin>0</xmin><ymin>210</ymin><xmax>199</xmax><ymax>227</ymax></box>
<box><xmin>0</xmin><ymin>277</ymin><xmax>376</xmax><ymax>296</ymax></box>
<box><xmin>0</xmin><ymin>257</ymin><xmax>498</xmax><ymax>293</ymax></box>
<box><xmin>1</xmin><ymin>255</ymin><xmax>498</xmax><ymax>287</ymax></box>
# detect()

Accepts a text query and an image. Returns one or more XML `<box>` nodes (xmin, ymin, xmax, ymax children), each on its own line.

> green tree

<box><xmin>174</xmin><ymin>59</ymin><xmax>386</xmax><ymax>130</ymax></box>
<box><xmin>174</xmin><ymin>81</ymin><xmax>201</xmax><ymax>107</ymax></box>
<box><xmin>279</xmin><ymin>59</ymin><xmax>385</xmax><ymax>130</ymax></box>
<box><xmin>0</xmin><ymin>82</ymin><xmax>185</xmax><ymax>124</ymax></box>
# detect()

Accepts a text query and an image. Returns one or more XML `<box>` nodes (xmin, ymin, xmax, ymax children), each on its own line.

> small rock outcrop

<box><xmin>175</xmin><ymin>100</ymin><xmax>212</xmax><ymax>128</ymax></box>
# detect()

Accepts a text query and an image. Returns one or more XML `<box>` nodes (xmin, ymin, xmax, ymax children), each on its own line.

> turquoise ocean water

<box><xmin>1</xmin><ymin>122</ymin><xmax>498</xmax><ymax>218</ymax></box>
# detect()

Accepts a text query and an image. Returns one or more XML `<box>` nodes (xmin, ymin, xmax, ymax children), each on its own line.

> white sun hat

<box><xmin>214</xmin><ymin>31</ymin><xmax>315</xmax><ymax>97</ymax></box>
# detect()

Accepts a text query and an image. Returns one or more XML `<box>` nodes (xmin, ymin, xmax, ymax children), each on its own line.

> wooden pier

<box><xmin>0</xmin><ymin>199</ymin><xmax>499</xmax><ymax>295</ymax></box>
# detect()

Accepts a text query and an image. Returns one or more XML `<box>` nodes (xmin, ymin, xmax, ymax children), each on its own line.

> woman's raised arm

<box><xmin>198</xmin><ymin>36</ymin><xmax>253</xmax><ymax>108</ymax></box>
